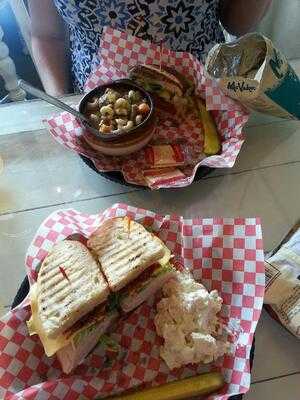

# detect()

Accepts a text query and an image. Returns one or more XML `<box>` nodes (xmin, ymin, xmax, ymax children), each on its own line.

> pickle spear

<box><xmin>196</xmin><ymin>98</ymin><xmax>221</xmax><ymax>156</ymax></box>
<box><xmin>111</xmin><ymin>371</ymin><xmax>224</xmax><ymax>400</ymax></box>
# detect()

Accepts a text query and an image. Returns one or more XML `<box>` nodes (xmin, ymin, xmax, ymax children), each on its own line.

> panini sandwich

<box><xmin>27</xmin><ymin>217</ymin><xmax>175</xmax><ymax>373</ymax></box>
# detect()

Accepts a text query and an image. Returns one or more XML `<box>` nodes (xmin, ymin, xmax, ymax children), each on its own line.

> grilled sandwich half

<box><xmin>32</xmin><ymin>240</ymin><xmax>109</xmax><ymax>338</ymax></box>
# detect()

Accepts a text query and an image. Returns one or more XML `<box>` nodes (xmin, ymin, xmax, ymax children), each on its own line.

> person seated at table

<box><xmin>28</xmin><ymin>0</ymin><xmax>271</xmax><ymax>96</ymax></box>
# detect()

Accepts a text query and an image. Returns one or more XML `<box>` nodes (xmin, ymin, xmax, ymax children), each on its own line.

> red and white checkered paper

<box><xmin>45</xmin><ymin>27</ymin><xmax>249</xmax><ymax>189</ymax></box>
<box><xmin>0</xmin><ymin>204</ymin><xmax>265</xmax><ymax>400</ymax></box>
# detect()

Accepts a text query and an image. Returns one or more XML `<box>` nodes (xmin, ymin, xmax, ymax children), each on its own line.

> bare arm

<box><xmin>29</xmin><ymin>0</ymin><xmax>69</xmax><ymax>96</ymax></box>
<box><xmin>220</xmin><ymin>0</ymin><xmax>272</xmax><ymax>36</ymax></box>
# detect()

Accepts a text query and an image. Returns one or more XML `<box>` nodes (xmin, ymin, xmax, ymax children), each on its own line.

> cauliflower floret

<box><xmin>154</xmin><ymin>272</ymin><xmax>230</xmax><ymax>370</ymax></box>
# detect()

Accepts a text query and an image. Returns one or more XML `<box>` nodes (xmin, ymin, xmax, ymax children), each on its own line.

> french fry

<box><xmin>111</xmin><ymin>372</ymin><xmax>224</xmax><ymax>400</ymax></box>
<box><xmin>196</xmin><ymin>98</ymin><xmax>221</xmax><ymax>156</ymax></box>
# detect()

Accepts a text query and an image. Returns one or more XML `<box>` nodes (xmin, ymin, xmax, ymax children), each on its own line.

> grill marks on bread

<box><xmin>37</xmin><ymin>240</ymin><xmax>109</xmax><ymax>338</ymax></box>
<box><xmin>88</xmin><ymin>217</ymin><xmax>165</xmax><ymax>292</ymax></box>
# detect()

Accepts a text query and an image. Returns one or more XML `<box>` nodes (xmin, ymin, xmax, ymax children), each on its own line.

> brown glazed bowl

<box><xmin>79</xmin><ymin>79</ymin><xmax>156</xmax><ymax>156</ymax></box>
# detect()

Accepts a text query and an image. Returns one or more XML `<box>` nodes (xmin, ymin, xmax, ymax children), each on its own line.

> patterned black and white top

<box><xmin>53</xmin><ymin>0</ymin><xmax>224</xmax><ymax>91</ymax></box>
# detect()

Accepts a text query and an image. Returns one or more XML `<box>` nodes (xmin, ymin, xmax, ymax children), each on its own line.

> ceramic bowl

<box><xmin>79</xmin><ymin>80</ymin><xmax>156</xmax><ymax>156</ymax></box>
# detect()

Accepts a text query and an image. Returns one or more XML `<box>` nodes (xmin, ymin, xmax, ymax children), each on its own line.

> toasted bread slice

<box><xmin>36</xmin><ymin>240</ymin><xmax>109</xmax><ymax>338</ymax></box>
<box><xmin>87</xmin><ymin>217</ymin><xmax>166</xmax><ymax>292</ymax></box>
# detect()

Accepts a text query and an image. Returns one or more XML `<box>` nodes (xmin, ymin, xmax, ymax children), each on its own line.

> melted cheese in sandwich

<box><xmin>27</xmin><ymin>283</ymin><xmax>69</xmax><ymax>356</ymax></box>
<box><xmin>158</xmin><ymin>244</ymin><xmax>171</xmax><ymax>266</ymax></box>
